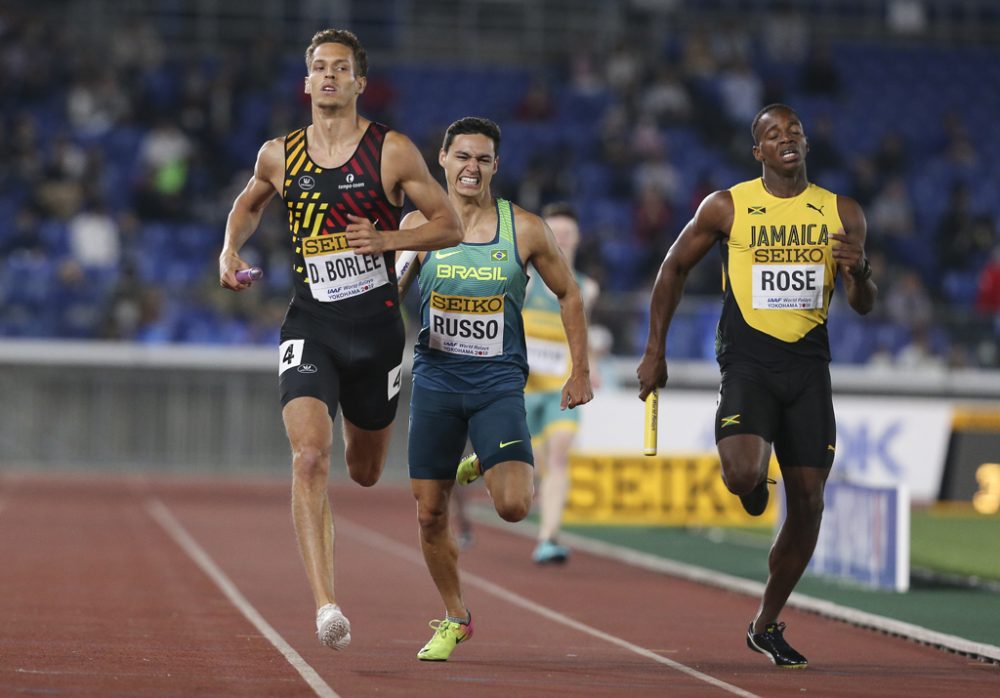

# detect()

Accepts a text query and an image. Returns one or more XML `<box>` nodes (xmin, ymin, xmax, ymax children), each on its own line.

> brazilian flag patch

<box><xmin>491</xmin><ymin>250</ymin><xmax>508</xmax><ymax>261</ymax></box>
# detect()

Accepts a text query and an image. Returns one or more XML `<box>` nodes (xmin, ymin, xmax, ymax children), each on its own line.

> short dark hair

<box><xmin>751</xmin><ymin>103</ymin><xmax>799</xmax><ymax>144</ymax></box>
<box><xmin>442</xmin><ymin>117</ymin><xmax>501</xmax><ymax>154</ymax></box>
<box><xmin>305</xmin><ymin>28</ymin><xmax>367</xmax><ymax>77</ymax></box>
<box><xmin>541</xmin><ymin>202</ymin><xmax>578</xmax><ymax>222</ymax></box>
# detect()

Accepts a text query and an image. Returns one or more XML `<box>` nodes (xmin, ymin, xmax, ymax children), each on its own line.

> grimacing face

<box><xmin>439</xmin><ymin>133</ymin><xmax>498</xmax><ymax>198</ymax></box>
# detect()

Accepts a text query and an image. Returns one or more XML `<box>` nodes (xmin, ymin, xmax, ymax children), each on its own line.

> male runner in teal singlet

<box><xmin>398</xmin><ymin>117</ymin><xmax>593</xmax><ymax>661</ymax></box>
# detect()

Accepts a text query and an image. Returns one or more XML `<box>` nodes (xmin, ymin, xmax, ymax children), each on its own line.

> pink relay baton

<box><xmin>235</xmin><ymin>266</ymin><xmax>263</xmax><ymax>283</ymax></box>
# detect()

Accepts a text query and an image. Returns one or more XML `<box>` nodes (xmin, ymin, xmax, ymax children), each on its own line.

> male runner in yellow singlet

<box><xmin>219</xmin><ymin>28</ymin><xmax>460</xmax><ymax>651</ymax></box>
<box><xmin>523</xmin><ymin>202</ymin><xmax>600</xmax><ymax>564</ymax></box>
<box><xmin>637</xmin><ymin>103</ymin><xmax>877</xmax><ymax>668</ymax></box>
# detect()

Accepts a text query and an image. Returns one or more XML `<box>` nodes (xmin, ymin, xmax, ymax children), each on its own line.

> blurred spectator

<box><xmin>135</xmin><ymin>117</ymin><xmax>194</xmax><ymax>219</ymax></box>
<box><xmin>872</xmin><ymin>131</ymin><xmax>908</xmax><ymax>179</ymax></box>
<box><xmin>934</xmin><ymin>184</ymin><xmax>995</xmax><ymax>273</ymax></box>
<box><xmin>799</xmin><ymin>43</ymin><xmax>841</xmax><ymax>95</ymax></box>
<box><xmin>515</xmin><ymin>79</ymin><xmax>556</xmax><ymax>121</ymax></box>
<box><xmin>605</xmin><ymin>40</ymin><xmax>641</xmax><ymax>95</ymax></box>
<box><xmin>717</xmin><ymin>57</ymin><xmax>763</xmax><ymax>125</ymax></box>
<box><xmin>895</xmin><ymin>324</ymin><xmax>947</xmax><ymax>371</ymax></box>
<box><xmin>110</xmin><ymin>19</ymin><xmax>165</xmax><ymax>73</ymax></box>
<box><xmin>887</xmin><ymin>0</ymin><xmax>929</xmax><ymax>35</ymax></box>
<box><xmin>133</xmin><ymin>287</ymin><xmax>173</xmax><ymax>343</ymax></box>
<box><xmin>687</xmin><ymin>171</ymin><xmax>717</xmax><ymax>218</ymax></box>
<box><xmin>598</xmin><ymin>104</ymin><xmax>635</xmax><ymax>200</ymax></box>
<box><xmin>806</xmin><ymin>114</ymin><xmax>843</xmax><ymax>181</ymax></box>
<box><xmin>35</xmin><ymin>132</ymin><xmax>86</xmax><ymax>219</ymax></box>
<box><xmin>100</xmin><ymin>263</ymin><xmax>144</xmax><ymax>340</ymax></box>
<box><xmin>975</xmin><ymin>244</ymin><xmax>1000</xmax><ymax>314</ymax></box>
<box><xmin>680</xmin><ymin>28</ymin><xmax>718</xmax><ymax>80</ymax></box>
<box><xmin>68</xmin><ymin>196</ymin><xmax>120</xmax><ymax>269</ymax></box>
<box><xmin>936</xmin><ymin>111</ymin><xmax>977</xmax><ymax>167</ymax></box>
<box><xmin>885</xmin><ymin>270</ymin><xmax>934</xmax><ymax>331</ymax></box>
<box><xmin>67</xmin><ymin>67</ymin><xmax>130</xmax><ymax>137</ymax></box>
<box><xmin>639</xmin><ymin>66</ymin><xmax>692</xmax><ymax>125</ymax></box>
<box><xmin>632</xmin><ymin>142</ymin><xmax>679</xmax><ymax>203</ymax></box>
<box><xmin>139</xmin><ymin>117</ymin><xmax>193</xmax><ymax>173</ymax></box>
<box><xmin>568</xmin><ymin>50</ymin><xmax>604</xmax><ymax>96</ymax></box>
<box><xmin>516</xmin><ymin>150</ymin><xmax>573</xmax><ymax>213</ymax></box>
<box><xmin>709</xmin><ymin>20</ymin><xmax>752</xmax><ymax>67</ymax></box>
<box><xmin>762</xmin><ymin>2</ymin><xmax>810</xmax><ymax>63</ymax></box>
<box><xmin>945</xmin><ymin>128</ymin><xmax>977</xmax><ymax>168</ymax></box>
<box><xmin>632</xmin><ymin>181</ymin><xmax>673</xmax><ymax>248</ymax></box>
<box><xmin>869</xmin><ymin>177</ymin><xmax>915</xmax><ymax>240</ymax></box>
<box><xmin>849</xmin><ymin>156</ymin><xmax>880</xmax><ymax>208</ymax></box>
<box><xmin>630</xmin><ymin>114</ymin><xmax>666</xmax><ymax>155</ymax></box>
<box><xmin>1</xmin><ymin>207</ymin><xmax>45</xmax><ymax>257</ymax></box>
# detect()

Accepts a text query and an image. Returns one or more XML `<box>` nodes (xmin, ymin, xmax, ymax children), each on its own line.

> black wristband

<box><xmin>851</xmin><ymin>257</ymin><xmax>872</xmax><ymax>281</ymax></box>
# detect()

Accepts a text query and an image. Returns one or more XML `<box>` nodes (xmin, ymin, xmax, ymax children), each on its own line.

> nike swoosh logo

<box><xmin>436</xmin><ymin>249</ymin><xmax>462</xmax><ymax>259</ymax></box>
<box><xmin>499</xmin><ymin>440</ymin><xmax>523</xmax><ymax>448</ymax></box>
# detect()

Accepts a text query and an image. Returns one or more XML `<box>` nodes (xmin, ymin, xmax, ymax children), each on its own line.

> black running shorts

<box><xmin>278</xmin><ymin>303</ymin><xmax>405</xmax><ymax>430</ymax></box>
<box><xmin>714</xmin><ymin>360</ymin><xmax>836</xmax><ymax>469</ymax></box>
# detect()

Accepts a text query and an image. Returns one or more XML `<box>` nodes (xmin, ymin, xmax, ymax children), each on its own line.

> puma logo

<box><xmin>806</xmin><ymin>203</ymin><xmax>825</xmax><ymax>216</ymax></box>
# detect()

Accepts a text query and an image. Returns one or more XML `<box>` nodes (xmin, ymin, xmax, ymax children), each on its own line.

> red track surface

<box><xmin>1</xmin><ymin>474</ymin><xmax>997</xmax><ymax>697</ymax></box>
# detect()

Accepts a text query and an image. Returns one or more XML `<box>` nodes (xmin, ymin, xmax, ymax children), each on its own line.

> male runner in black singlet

<box><xmin>637</xmin><ymin>104</ymin><xmax>877</xmax><ymax>668</ymax></box>
<box><xmin>219</xmin><ymin>28</ymin><xmax>461</xmax><ymax>651</ymax></box>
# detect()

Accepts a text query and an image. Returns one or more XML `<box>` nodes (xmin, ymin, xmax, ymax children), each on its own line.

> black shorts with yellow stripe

<box><xmin>714</xmin><ymin>360</ymin><xmax>836</xmax><ymax>469</ymax></box>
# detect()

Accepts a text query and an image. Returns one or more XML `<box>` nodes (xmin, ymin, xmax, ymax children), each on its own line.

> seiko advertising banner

<box><xmin>576</xmin><ymin>390</ymin><xmax>951</xmax><ymax>503</ymax></box>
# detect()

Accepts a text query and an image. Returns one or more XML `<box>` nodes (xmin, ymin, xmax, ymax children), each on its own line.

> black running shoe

<box><xmin>739</xmin><ymin>478</ymin><xmax>776</xmax><ymax>516</ymax></box>
<box><xmin>747</xmin><ymin>621</ymin><xmax>808</xmax><ymax>668</ymax></box>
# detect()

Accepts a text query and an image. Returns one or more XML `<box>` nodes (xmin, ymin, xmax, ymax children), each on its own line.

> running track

<box><xmin>0</xmin><ymin>474</ymin><xmax>996</xmax><ymax>697</ymax></box>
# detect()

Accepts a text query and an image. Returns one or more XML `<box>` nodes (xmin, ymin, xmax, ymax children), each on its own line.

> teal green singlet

<box><xmin>413</xmin><ymin>198</ymin><xmax>529</xmax><ymax>392</ymax></box>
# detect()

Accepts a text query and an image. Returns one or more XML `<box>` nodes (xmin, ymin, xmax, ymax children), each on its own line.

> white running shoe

<box><xmin>316</xmin><ymin>603</ymin><xmax>352</xmax><ymax>650</ymax></box>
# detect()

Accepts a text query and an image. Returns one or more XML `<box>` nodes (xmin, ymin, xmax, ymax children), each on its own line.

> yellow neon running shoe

<box><xmin>456</xmin><ymin>453</ymin><xmax>481</xmax><ymax>485</ymax></box>
<box><xmin>416</xmin><ymin>616</ymin><xmax>473</xmax><ymax>661</ymax></box>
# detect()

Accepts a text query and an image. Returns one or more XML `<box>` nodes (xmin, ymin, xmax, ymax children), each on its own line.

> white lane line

<box><xmin>338</xmin><ymin>518</ymin><xmax>758</xmax><ymax>698</ymax></box>
<box><xmin>146</xmin><ymin>499</ymin><xmax>340</xmax><ymax>698</ymax></box>
<box><xmin>466</xmin><ymin>506</ymin><xmax>1000</xmax><ymax>665</ymax></box>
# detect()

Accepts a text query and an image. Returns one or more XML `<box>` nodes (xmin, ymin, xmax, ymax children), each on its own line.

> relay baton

<box><xmin>395</xmin><ymin>250</ymin><xmax>417</xmax><ymax>278</ymax></box>
<box><xmin>644</xmin><ymin>389</ymin><xmax>658</xmax><ymax>456</ymax></box>
<box><xmin>395</xmin><ymin>250</ymin><xmax>419</xmax><ymax>297</ymax></box>
<box><xmin>235</xmin><ymin>266</ymin><xmax>263</xmax><ymax>283</ymax></box>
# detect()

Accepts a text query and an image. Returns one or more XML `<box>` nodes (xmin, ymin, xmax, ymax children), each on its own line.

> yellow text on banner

<box><xmin>564</xmin><ymin>452</ymin><xmax>779</xmax><ymax>526</ymax></box>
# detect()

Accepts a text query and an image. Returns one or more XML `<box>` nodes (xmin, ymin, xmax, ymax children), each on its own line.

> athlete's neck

<box><xmin>451</xmin><ymin>192</ymin><xmax>496</xmax><ymax>243</ymax></box>
<box><xmin>308</xmin><ymin>108</ymin><xmax>367</xmax><ymax>159</ymax></box>
<box><xmin>761</xmin><ymin>167</ymin><xmax>809</xmax><ymax>198</ymax></box>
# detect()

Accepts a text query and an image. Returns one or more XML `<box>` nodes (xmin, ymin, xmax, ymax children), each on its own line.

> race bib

<box><xmin>302</xmin><ymin>233</ymin><xmax>388</xmax><ymax>302</ymax></box>
<box><xmin>751</xmin><ymin>264</ymin><xmax>825</xmax><ymax>310</ymax></box>
<box><xmin>278</xmin><ymin>339</ymin><xmax>304</xmax><ymax>374</ymax></box>
<box><xmin>428</xmin><ymin>292</ymin><xmax>504</xmax><ymax>357</ymax></box>
<box><xmin>526</xmin><ymin>336</ymin><xmax>569</xmax><ymax>377</ymax></box>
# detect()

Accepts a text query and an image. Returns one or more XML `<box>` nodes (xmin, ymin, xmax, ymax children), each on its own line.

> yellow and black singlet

<box><xmin>282</xmin><ymin>122</ymin><xmax>403</xmax><ymax>321</ymax></box>
<box><xmin>718</xmin><ymin>178</ymin><xmax>841</xmax><ymax>366</ymax></box>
